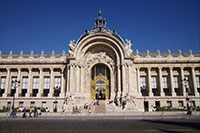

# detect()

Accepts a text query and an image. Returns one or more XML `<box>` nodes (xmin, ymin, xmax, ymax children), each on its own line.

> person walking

<box><xmin>23</xmin><ymin>107</ymin><xmax>27</xmax><ymax>118</ymax></box>
<box><xmin>29</xmin><ymin>108</ymin><xmax>32</xmax><ymax>118</ymax></box>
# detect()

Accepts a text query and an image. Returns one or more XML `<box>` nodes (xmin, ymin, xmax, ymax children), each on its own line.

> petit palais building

<box><xmin>0</xmin><ymin>12</ymin><xmax>200</xmax><ymax>112</ymax></box>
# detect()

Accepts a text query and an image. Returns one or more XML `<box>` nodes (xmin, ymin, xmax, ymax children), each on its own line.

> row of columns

<box><xmin>136</xmin><ymin>67</ymin><xmax>199</xmax><ymax>97</ymax></box>
<box><xmin>2</xmin><ymin>67</ymin><xmax>65</xmax><ymax>98</ymax></box>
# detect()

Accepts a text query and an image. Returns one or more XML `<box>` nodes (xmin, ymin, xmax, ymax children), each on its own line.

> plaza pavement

<box><xmin>0</xmin><ymin>111</ymin><xmax>199</xmax><ymax>120</ymax></box>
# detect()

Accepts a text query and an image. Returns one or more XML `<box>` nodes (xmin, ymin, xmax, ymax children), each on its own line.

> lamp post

<box><xmin>141</xmin><ymin>86</ymin><xmax>147</xmax><ymax>112</ymax></box>
<box><xmin>54</xmin><ymin>86</ymin><xmax>60</xmax><ymax>112</ymax></box>
<box><xmin>11</xmin><ymin>79</ymin><xmax>20</xmax><ymax>110</ymax></box>
<box><xmin>181</xmin><ymin>78</ymin><xmax>191</xmax><ymax>115</ymax></box>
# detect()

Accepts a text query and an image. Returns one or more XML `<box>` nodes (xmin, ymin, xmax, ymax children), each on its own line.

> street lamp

<box><xmin>141</xmin><ymin>85</ymin><xmax>147</xmax><ymax>112</ymax></box>
<box><xmin>181</xmin><ymin>78</ymin><xmax>191</xmax><ymax>115</ymax></box>
<box><xmin>11</xmin><ymin>79</ymin><xmax>20</xmax><ymax>110</ymax></box>
<box><xmin>53</xmin><ymin>86</ymin><xmax>60</xmax><ymax>112</ymax></box>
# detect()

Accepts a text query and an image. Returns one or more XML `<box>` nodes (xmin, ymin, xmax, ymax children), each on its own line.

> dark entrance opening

<box><xmin>96</xmin><ymin>91</ymin><xmax>105</xmax><ymax>100</ymax></box>
<box><xmin>144</xmin><ymin>101</ymin><xmax>149</xmax><ymax>112</ymax></box>
<box><xmin>155</xmin><ymin>101</ymin><xmax>160</xmax><ymax>107</ymax></box>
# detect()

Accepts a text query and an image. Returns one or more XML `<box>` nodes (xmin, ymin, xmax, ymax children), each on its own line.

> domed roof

<box><xmin>77</xmin><ymin>11</ymin><xmax>125</xmax><ymax>45</ymax></box>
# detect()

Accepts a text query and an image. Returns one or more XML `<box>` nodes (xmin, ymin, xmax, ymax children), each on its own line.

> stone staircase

<box><xmin>94</xmin><ymin>100</ymin><xmax>106</xmax><ymax>113</ymax></box>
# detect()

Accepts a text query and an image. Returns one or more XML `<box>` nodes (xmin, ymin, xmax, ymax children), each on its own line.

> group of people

<box><xmin>72</xmin><ymin>106</ymin><xmax>81</xmax><ymax>113</ymax></box>
<box><xmin>8</xmin><ymin>107</ymin><xmax>41</xmax><ymax>118</ymax></box>
<box><xmin>84</xmin><ymin>103</ymin><xmax>91</xmax><ymax>113</ymax></box>
<box><xmin>22</xmin><ymin>107</ymin><xmax>41</xmax><ymax>118</ymax></box>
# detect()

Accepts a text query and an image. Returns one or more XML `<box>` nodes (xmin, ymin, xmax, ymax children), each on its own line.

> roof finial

<box><xmin>95</xmin><ymin>11</ymin><xmax>106</xmax><ymax>28</ymax></box>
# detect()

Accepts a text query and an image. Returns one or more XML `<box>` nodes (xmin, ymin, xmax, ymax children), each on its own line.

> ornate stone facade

<box><xmin>0</xmin><ymin>12</ymin><xmax>200</xmax><ymax>112</ymax></box>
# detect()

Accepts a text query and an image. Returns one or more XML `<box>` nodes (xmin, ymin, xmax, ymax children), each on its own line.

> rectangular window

<box><xmin>30</xmin><ymin>101</ymin><xmax>35</xmax><ymax>108</ymax></box>
<box><xmin>32</xmin><ymin>76</ymin><xmax>39</xmax><ymax>89</ymax></box>
<box><xmin>178</xmin><ymin>101</ymin><xmax>183</xmax><ymax>107</ymax></box>
<box><xmin>173</xmin><ymin>76</ymin><xmax>179</xmax><ymax>88</ymax></box>
<box><xmin>196</xmin><ymin>75</ymin><xmax>200</xmax><ymax>88</ymax></box>
<box><xmin>22</xmin><ymin>76</ymin><xmax>28</xmax><ymax>89</ymax></box>
<box><xmin>11</xmin><ymin>76</ymin><xmax>17</xmax><ymax>89</ymax></box>
<box><xmin>167</xmin><ymin>101</ymin><xmax>172</xmax><ymax>107</ymax></box>
<box><xmin>7</xmin><ymin>102</ymin><xmax>11</xmax><ymax>109</ymax></box>
<box><xmin>140</xmin><ymin>76</ymin><xmax>146</xmax><ymax>88</ymax></box>
<box><xmin>0</xmin><ymin>76</ymin><xmax>6</xmax><ymax>89</ymax></box>
<box><xmin>191</xmin><ymin>101</ymin><xmax>196</xmax><ymax>107</ymax></box>
<box><xmin>19</xmin><ymin>101</ymin><xmax>24</xmax><ymax>108</ymax></box>
<box><xmin>43</xmin><ymin>76</ymin><xmax>50</xmax><ymax>89</ymax></box>
<box><xmin>42</xmin><ymin>101</ymin><xmax>46</xmax><ymax>109</ymax></box>
<box><xmin>184</xmin><ymin>75</ymin><xmax>190</xmax><ymax>88</ymax></box>
<box><xmin>162</xmin><ymin>76</ymin><xmax>168</xmax><ymax>88</ymax></box>
<box><xmin>151</xmin><ymin>76</ymin><xmax>157</xmax><ymax>89</ymax></box>
<box><xmin>54</xmin><ymin>76</ymin><xmax>61</xmax><ymax>88</ymax></box>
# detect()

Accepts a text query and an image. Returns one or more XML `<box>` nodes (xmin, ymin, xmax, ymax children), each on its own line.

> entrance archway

<box><xmin>91</xmin><ymin>64</ymin><xmax>110</xmax><ymax>100</ymax></box>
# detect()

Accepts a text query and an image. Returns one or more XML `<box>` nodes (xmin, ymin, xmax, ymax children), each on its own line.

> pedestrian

<box><xmin>23</xmin><ymin>107</ymin><xmax>27</xmax><ymax>118</ymax></box>
<box><xmin>88</xmin><ymin>106</ymin><xmax>91</xmax><ymax>113</ymax></box>
<box><xmin>97</xmin><ymin>100</ymin><xmax>99</xmax><ymax>105</ymax></box>
<box><xmin>72</xmin><ymin>106</ymin><xmax>76</xmax><ymax>113</ymax></box>
<box><xmin>29</xmin><ymin>108</ymin><xmax>32</xmax><ymax>118</ymax></box>
<box><xmin>34</xmin><ymin>107</ymin><xmax>37</xmax><ymax>117</ymax></box>
<box><xmin>37</xmin><ymin>108</ymin><xmax>41</xmax><ymax>115</ymax></box>
<box><xmin>62</xmin><ymin>107</ymin><xmax>65</xmax><ymax>113</ymax></box>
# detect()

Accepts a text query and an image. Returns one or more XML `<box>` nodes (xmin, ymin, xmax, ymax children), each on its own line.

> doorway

<box><xmin>144</xmin><ymin>101</ymin><xmax>149</xmax><ymax>112</ymax></box>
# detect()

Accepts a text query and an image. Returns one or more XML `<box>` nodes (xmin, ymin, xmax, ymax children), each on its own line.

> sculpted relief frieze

<box><xmin>86</xmin><ymin>52</ymin><xmax>114</xmax><ymax>71</ymax></box>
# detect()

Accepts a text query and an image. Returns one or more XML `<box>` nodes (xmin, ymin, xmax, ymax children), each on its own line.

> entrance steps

<box><xmin>94</xmin><ymin>100</ymin><xmax>106</xmax><ymax>113</ymax></box>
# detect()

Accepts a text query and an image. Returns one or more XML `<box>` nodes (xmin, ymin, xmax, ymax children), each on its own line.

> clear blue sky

<box><xmin>0</xmin><ymin>0</ymin><xmax>199</xmax><ymax>54</ymax></box>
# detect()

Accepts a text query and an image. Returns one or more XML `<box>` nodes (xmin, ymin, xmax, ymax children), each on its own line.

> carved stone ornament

<box><xmin>68</xmin><ymin>40</ymin><xmax>76</xmax><ymax>57</ymax></box>
<box><xmin>86</xmin><ymin>52</ymin><xmax>114</xmax><ymax>69</ymax></box>
<box><xmin>124</xmin><ymin>39</ymin><xmax>133</xmax><ymax>56</ymax></box>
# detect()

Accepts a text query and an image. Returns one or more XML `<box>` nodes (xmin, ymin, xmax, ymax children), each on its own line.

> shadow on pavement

<box><xmin>143</xmin><ymin>119</ymin><xmax>200</xmax><ymax>130</ymax></box>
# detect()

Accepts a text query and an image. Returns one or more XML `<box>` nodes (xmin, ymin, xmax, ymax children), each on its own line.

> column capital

<box><xmin>180</xmin><ymin>67</ymin><xmax>184</xmax><ymax>70</ymax></box>
<box><xmin>39</xmin><ymin>68</ymin><xmax>43</xmax><ymax>71</ymax></box>
<box><xmin>169</xmin><ymin>66</ymin><xmax>173</xmax><ymax>70</ymax></box>
<box><xmin>191</xmin><ymin>66</ymin><xmax>195</xmax><ymax>70</ymax></box>
<box><xmin>28</xmin><ymin>68</ymin><xmax>32</xmax><ymax>71</ymax></box>
<box><xmin>6</xmin><ymin>67</ymin><xmax>10</xmax><ymax>71</ymax></box>
<box><xmin>158</xmin><ymin>67</ymin><xmax>162</xmax><ymax>70</ymax></box>
<box><xmin>147</xmin><ymin>66</ymin><xmax>151</xmax><ymax>70</ymax></box>
<box><xmin>50</xmin><ymin>67</ymin><xmax>54</xmax><ymax>71</ymax></box>
<box><xmin>17</xmin><ymin>68</ymin><xmax>21</xmax><ymax>71</ymax></box>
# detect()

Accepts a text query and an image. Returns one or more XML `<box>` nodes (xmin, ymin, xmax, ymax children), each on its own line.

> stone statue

<box><xmin>124</xmin><ymin>39</ymin><xmax>133</xmax><ymax>56</ymax></box>
<box><xmin>68</xmin><ymin>40</ymin><xmax>76</xmax><ymax>57</ymax></box>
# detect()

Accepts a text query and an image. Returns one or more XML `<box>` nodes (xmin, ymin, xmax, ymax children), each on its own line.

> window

<box><xmin>167</xmin><ymin>101</ymin><xmax>172</xmax><ymax>107</ymax></box>
<box><xmin>184</xmin><ymin>75</ymin><xmax>190</xmax><ymax>88</ymax></box>
<box><xmin>30</xmin><ymin>101</ymin><xmax>35</xmax><ymax>108</ymax></box>
<box><xmin>174</xmin><ymin>76</ymin><xmax>179</xmax><ymax>88</ymax></box>
<box><xmin>22</xmin><ymin>76</ymin><xmax>28</xmax><ymax>89</ymax></box>
<box><xmin>162</xmin><ymin>76</ymin><xmax>168</xmax><ymax>88</ymax></box>
<box><xmin>11</xmin><ymin>76</ymin><xmax>17</xmax><ymax>89</ymax></box>
<box><xmin>140</xmin><ymin>76</ymin><xmax>146</xmax><ymax>88</ymax></box>
<box><xmin>43</xmin><ymin>76</ymin><xmax>50</xmax><ymax>89</ymax></box>
<box><xmin>33</xmin><ymin>76</ymin><xmax>39</xmax><ymax>89</ymax></box>
<box><xmin>42</xmin><ymin>101</ymin><xmax>46</xmax><ymax>109</ymax></box>
<box><xmin>151</xmin><ymin>76</ymin><xmax>157</xmax><ymax>89</ymax></box>
<box><xmin>196</xmin><ymin>76</ymin><xmax>200</xmax><ymax>88</ymax></box>
<box><xmin>178</xmin><ymin>101</ymin><xmax>183</xmax><ymax>107</ymax></box>
<box><xmin>7</xmin><ymin>102</ymin><xmax>11</xmax><ymax>108</ymax></box>
<box><xmin>19</xmin><ymin>101</ymin><xmax>24</xmax><ymax>108</ymax></box>
<box><xmin>54</xmin><ymin>76</ymin><xmax>61</xmax><ymax>88</ymax></box>
<box><xmin>191</xmin><ymin>101</ymin><xmax>195</xmax><ymax>107</ymax></box>
<box><xmin>0</xmin><ymin>76</ymin><xmax>6</xmax><ymax>89</ymax></box>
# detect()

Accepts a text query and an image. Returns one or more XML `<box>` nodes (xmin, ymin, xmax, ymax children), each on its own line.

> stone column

<box><xmin>122</xmin><ymin>64</ymin><xmax>127</xmax><ymax>95</ymax></box>
<box><xmin>191</xmin><ymin>67</ymin><xmax>199</xmax><ymax>96</ymax></box>
<box><xmin>76</xmin><ymin>65</ymin><xmax>80</xmax><ymax>92</ymax></box>
<box><xmin>15</xmin><ymin>68</ymin><xmax>21</xmax><ymax>97</ymax></box>
<box><xmin>158</xmin><ymin>67</ymin><xmax>164</xmax><ymax>96</ymax></box>
<box><xmin>48</xmin><ymin>68</ymin><xmax>54</xmax><ymax>97</ymax></box>
<box><xmin>136</xmin><ymin>67</ymin><xmax>141</xmax><ymax>96</ymax></box>
<box><xmin>147</xmin><ymin>67</ymin><xmax>153</xmax><ymax>96</ymax></box>
<box><xmin>69</xmin><ymin>64</ymin><xmax>74</xmax><ymax>92</ymax></box>
<box><xmin>60</xmin><ymin>68</ymin><xmax>65</xmax><ymax>97</ymax></box>
<box><xmin>180</xmin><ymin>67</ymin><xmax>186</xmax><ymax>97</ymax></box>
<box><xmin>117</xmin><ymin>65</ymin><xmax>121</xmax><ymax>96</ymax></box>
<box><xmin>169</xmin><ymin>67</ymin><xmax>176</xmax><ymax>96</ymax></box>
<box><xmin>3</xmin><ymin>68</ymin><xmax>10</xmax><ymax>97</ymax></box>
<box><xmin>37</xmin><ymin>68</ymin><xmax>42</xmax><ymax>97</ymax></box>
<box><xmin>66</xmin><ymin>65</ymin><xmax>70</xmax><ymax>93</ymax></box>
<box><xmin>26</xmin><ymin>68</ymin><xmax>32</xmax><ymax>97</ymax></box>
